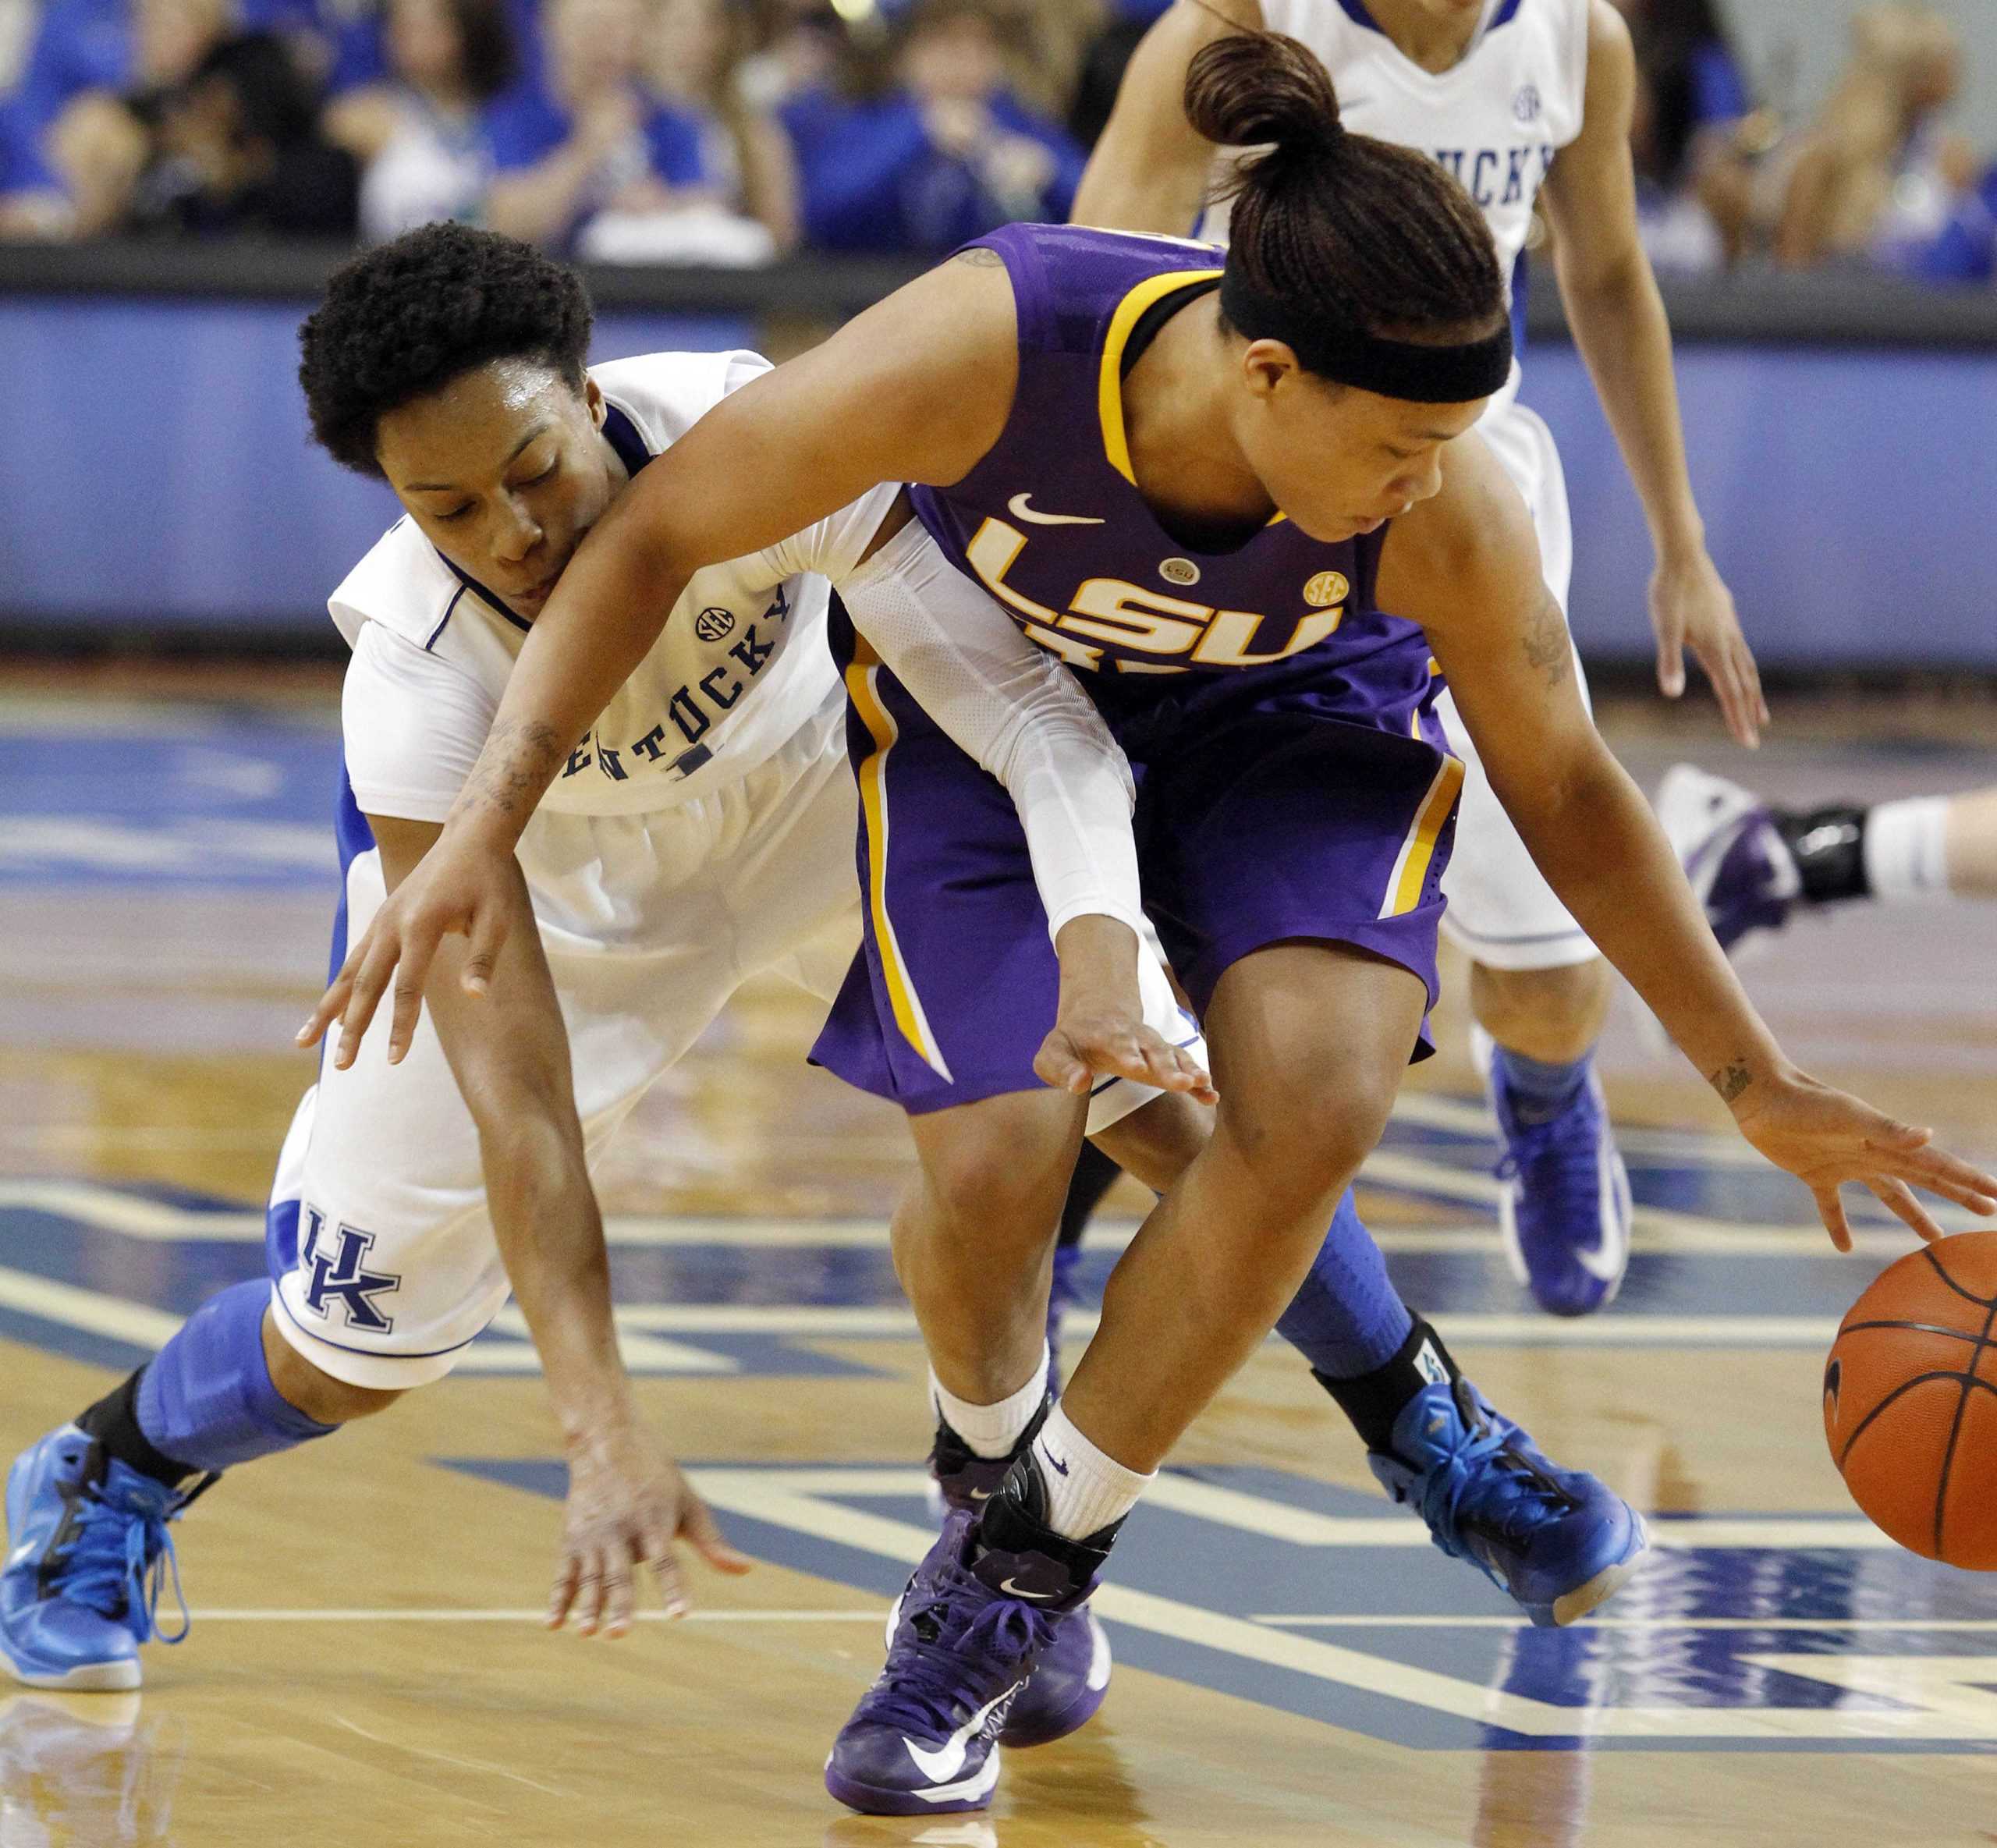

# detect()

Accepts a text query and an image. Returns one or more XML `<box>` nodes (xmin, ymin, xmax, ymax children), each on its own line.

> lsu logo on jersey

<box><xmin>965</xmin><ymin>517</ymin><xmax>1344</xmax><ymax>674</ymax></box>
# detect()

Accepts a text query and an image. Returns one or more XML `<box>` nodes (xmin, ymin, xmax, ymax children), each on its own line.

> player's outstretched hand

<box><xmin>296</xmin><ymin>830</ymin><xmax>520</xmax><ymax>1070</ymax></box>
<box><xmin>1649</xmin><ymin>548</ymin><xmax>1768</xmax><ymax>750</ymax></box>
<box><xmin>1728</xmin><ymin>1066</ymin><xmax>1997</xmax><ymax>1251</ymax></box>
<box><xmin>1036</xmin><ymin>1007</ymin><xmax>1217</xmax><ymax>1107</ymax></box>
<box><xmin>550</xmin><ymin>1417</ymin><xmax>751</xmax><ymax>1638</ymax></box>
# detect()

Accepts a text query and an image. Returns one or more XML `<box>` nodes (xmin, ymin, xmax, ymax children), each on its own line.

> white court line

<box><xmin>0</xmin><ymin>1268</ymin><xmax>1847</xmax><ymax>1356</ymax></box>
<box><xmin>182</xmin><ymin>1609</ymin><xmax>1997</xmax><ymax>1633</ymax></box>
<box><xmin>0</xmin><ymin>1177</ymin><xmax>1951</xmax><ymax>1255</ymax></box>
<box><xmin>190</xmin><ymin>1608</ymin><xmax>884</xmax><ymax>1623</ymax></box>
<box><xmin>1254</xmin><ymin>1616</ymin><xmax>1997</xmax><ymax>1632</ymax></box>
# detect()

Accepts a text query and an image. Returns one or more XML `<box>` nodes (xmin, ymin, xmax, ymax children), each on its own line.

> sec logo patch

<box><xmin>695</xmin><ymin>606</ymin><xmax>736</xmax><ymax>642</ymax></box>
<box><xmin>1304</xmin><ymin>571</ymin><xmax>1349</xmax><ymax>608</ymax></box>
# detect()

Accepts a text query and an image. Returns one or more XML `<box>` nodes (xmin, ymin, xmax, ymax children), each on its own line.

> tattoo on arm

<box><xmin>1710</xmin><ymin>1060</ymin><xmax>1754</xmax><ymax>1105</ymax></box>
<box><xmin>1521</xmin><ymin>589</ymin><xmax>1573</xmax><ymax>690</ymax></box>
<box><xmin>952</xmin><ymin>246</ymin><xmax>1005</xmax><ymax>268</ymax></box>
<box><xmin>466</xmin><ymin>718</ymin><xmax>565</xmax><ymax>821</ymax></box>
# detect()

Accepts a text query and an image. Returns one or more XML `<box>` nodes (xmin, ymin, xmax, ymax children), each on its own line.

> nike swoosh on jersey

<box><xmin>1007</xmin><ymin>493</ymin><xmax>1105</xmax><ymax>527</ymax></box>
<box><xmin>902</xmin><ymin>1684</ymin><xmax>1020</xmax><ymax>1782</ymax></box>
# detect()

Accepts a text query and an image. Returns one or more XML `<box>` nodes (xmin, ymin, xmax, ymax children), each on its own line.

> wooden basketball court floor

<box><xmin>3</xmin><ymin>669</ymin><xmax>1995</xmax><ymax>1847</ymax></box>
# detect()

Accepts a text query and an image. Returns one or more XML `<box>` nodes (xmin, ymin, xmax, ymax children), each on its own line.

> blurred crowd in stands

<box><xmin>0</xmin><ymin>0</ymin><xmax>1989</xmax><ymax>284</ymax></box>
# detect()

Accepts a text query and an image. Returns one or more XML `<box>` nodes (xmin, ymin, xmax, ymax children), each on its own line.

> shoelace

<box><xmin>1415</xmin><ymin>1413</ymin><xmax>1573</xmax><ymax>1567</ymax></box>
<box><xmin>55</xmin><ymin>1487</ymin><xmax>193</xmax><ymax>1647</ymax></box>
<box><xmin>854</xmin><ymin>1584</ymin><xmax>1052</xmax><ymax>1740</ymax></box>
<box><xmin>1495</xmin><ymin>1111</ymin><xmax>1598</xmax><ymax>1199</ymax></box>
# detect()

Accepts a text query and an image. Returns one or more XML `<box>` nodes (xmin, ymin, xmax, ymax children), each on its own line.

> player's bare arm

<box><xmin>1541</xmin><ymin>0</ymin><xmax>1766</xmax><ymax>746</ymax></box>
<box><xmin>1069</xmin><ymin>0</ymin><xmax>1258</xmax><ymax>233</ymax></box>
<box><xmin>367</xmin><ymin>814</ymin><xmax>749</xmax><ymax>1633</ymax></box>
<box><xmin>1386</xmin><ymin>438</ymin><xmax>1997</xmax><ymax>1249</ymax></box>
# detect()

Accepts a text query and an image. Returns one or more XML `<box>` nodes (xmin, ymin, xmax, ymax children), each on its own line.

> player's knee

<box><xmin>914</xmin><ymin>1112</ymin><xmax>1075</xmax><ymax>1248</ymax></box>
<box><xmin>1471</xmin><ymin>956</ymin><xmax>1609</xmax><ymax>1060</ymax></box>
<box><xmin>1222</xmin><ymin>1065</ymin><xmax>1397</xmax><ymax>1216</ymax></box>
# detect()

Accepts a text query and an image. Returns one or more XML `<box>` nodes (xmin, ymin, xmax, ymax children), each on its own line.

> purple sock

<box><xmin>136</xmin><ymin>1279</ymin><xmax>336</xmax><ymax>1474</ymax></box>
<box><xmin>1274</xmin><ymin>1189</ymin><xmax>1414</xmax><ymax>1379</ymax></box>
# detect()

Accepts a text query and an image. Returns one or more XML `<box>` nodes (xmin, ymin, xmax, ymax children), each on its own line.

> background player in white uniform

<box><xmin>1072</xmin><ymin>0</ymin><xmax>1769</xmax><ymax>1314</ymax></box>
<box><xmin>0</xmin><ymin>224</ymin><xmax>1208</xmax><ymax>1694</ymax></box>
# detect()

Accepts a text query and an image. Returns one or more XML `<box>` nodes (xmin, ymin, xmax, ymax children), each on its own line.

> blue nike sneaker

<box><xmin>926</xmin><ymin>1407</ymin><xmax>1112</xmax><ymax>1752</ymax></box>
<box><xmin>2</xmin><ymin>1426</ymin><xmax>200</xmax><ymax>1691</ymax></box>
<box><xmin>827</xmin><ymin>1509</ymin><xmax>1058</xmax><ymax>1815</ymax></box>
<box><xmin>1476</xmin><ymin>1027</ymin><xmax>1632</xmax><ymax>1318</ymax></box>
<box><xmin>1371</xmin><ymin>1377</ymin><xmax>1648</xmax><ymax>1628</ymax></box>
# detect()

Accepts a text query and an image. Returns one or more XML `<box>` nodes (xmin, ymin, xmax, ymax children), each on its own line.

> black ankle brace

<box><xmin>1777</xmin><ymin>803</ymin><xmax>1871</xmax><ymax>905</ymax></box>
<box><xmin>76</xmin><ymin>1369</ymin><xmax>197</xmax><ymax>1489</ymax></box>
<box><xmin>1314</xmin><ymin>1318</ymin><xmax>1460</xmax><ymax>1456</ymax></box>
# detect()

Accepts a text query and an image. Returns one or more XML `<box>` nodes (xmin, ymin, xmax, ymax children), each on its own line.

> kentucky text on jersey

<box><xmin>560</xmin><ymin>585</ymin><xmax>790</xmax><ymax>782</ymax></box>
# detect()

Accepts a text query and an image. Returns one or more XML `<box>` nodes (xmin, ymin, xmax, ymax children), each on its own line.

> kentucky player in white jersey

<box><xmin>1073</xmin><ymin>0</ymin><xmax>1769</xmax><ymax>1314</ymax></box>
<box><xmin>0</xmin><ymin>224</ymin><xmax>1211</xmax><ymax>1699</ymax></box>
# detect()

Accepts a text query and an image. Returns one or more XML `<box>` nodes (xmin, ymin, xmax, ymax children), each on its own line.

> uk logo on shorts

<box><xmin>300</xmin><ymin>1207</ymin><xmax>400</xmax><ymax>1333</ymax></box>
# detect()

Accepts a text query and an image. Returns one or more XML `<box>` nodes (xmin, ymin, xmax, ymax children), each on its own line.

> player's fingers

<box><xmin>298</xmin><ymin>960</ymin><xmax>357</xmax><ymax>1048</ymax></box>
<box><xmin>462</xmin><ymin>902</ymin><xmax>509</xmax><ymax>1000</ymax></box>
<box><xmin>573</xmin><ymin>1550</ymin><xmax>610</xmax><ymax>1637</ymax></box>
<box><xmin>681</xmin><ymin>1495</ymin><xmax>754</xmax><ymax>1577</ymax></box>
<box><xmin>1737</xmin><ymin>637</ymin><xmax>1771</xmax><ymax>729</ymax></box>
<box><xmin>598</xmin><ymin>1547</ymin><xmax>637</xmax><ymax>1640</ymax></box>
<box><xmin>547</xmin><ymin>1551</ymin><xmax>583</xmax><ymax>1630</ymax></box>
<box><xmin>649</xmin><ymin>1544</ymin><xmax>690</xmax><ymax>1620</ymax></box>
<box><xmin>333</xmin><ymin>934</ymin><xmax>402</xmax><ymax>1070</ymax></box>
<box><xmin>1710</xmin><ymin>652</ymin><xmax>1761</xmax><ymax>751</ymax></box>
<box><xmin>1655</xmin><ymin>627</ymin><xmax>1686</xmax><ymax>701</ymax></box>
<box><xmin>1868</xmin><ymin>1178</ymin><xmax>1945</xmax><ymax>1245</ymax></box>
<box><xmin>1812</xmin><ymin>1183</ymin><xmax>1853</xmax><ymax>1254</ymax></box>
<box><xmin>385</xmin><ymin>923</ymin><xmax>445</xmax><ymax>1066</ymax></box>
<box><xmin>1166</xmin><ymin>1044</ymin><xmax>1217</xmax><ymax>1104</ymax></box>
<box><xmin>1888</xmin><ymin>1155</ymin><xmax>1997</xmax><ymax>1216</ymax></box>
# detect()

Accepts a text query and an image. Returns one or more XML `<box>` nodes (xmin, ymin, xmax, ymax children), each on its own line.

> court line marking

<box><xmin>0</xmin><ymin>1177</ymin><xmax>1952</xmax><ymax>1255</ymax></box>
<box><xmin>192</xmin><ymin>1608</ymin><xmax>884</xmax><ymax>1623</ymax></box>
<box><xmin>0</xmin><ymin>1267</ymin><xmax>1853</xmax><ymax>1355</ymax></box>
<box><xmin>183</xmin><ymin>1610</ymin><xmax>1997</xmax><ymax>1635</ymax></box>
<box><xmin>684</xmin><ymin>1471</ymin><xmax>1997</xmax><ymax>1739</ymax></box>
<box><xmin>1254</xmin><ymin>1616</ymin><xmax>1997</xmax><ymax>1632</ymax></box>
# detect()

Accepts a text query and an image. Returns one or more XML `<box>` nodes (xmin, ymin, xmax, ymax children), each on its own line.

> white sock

<box><xmin>1863</xmin><ymin>796</ymin><xmax>1952</xmax><ymax>903</ymax></box>
<box><xmin>929</xmin><ymin>1348</ymin><xmax>1048</xmax><ymax>1460</ymax></box>
<box><xmin>1030</xmin><ymin>1403</ymin><xmax>1155</xmax><ymax>1541</ymax></box>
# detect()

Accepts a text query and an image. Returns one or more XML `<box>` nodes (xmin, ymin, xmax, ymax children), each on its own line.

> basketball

<box><xmin>1825</xmin><ymin>1233</ymin><xmax>1997</xmax><ymax>1568</ymax></box>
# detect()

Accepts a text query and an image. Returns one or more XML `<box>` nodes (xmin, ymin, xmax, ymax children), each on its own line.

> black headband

<box><xmin>1220</xmin><ymin>268</ymin><xmax>1513</xmax><ymax>404</ymax></box>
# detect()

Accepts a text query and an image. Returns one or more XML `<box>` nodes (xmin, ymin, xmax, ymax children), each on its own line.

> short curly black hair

<box><xmin>299</xmin><ymin>223</ymin><xmax>594</xmax><ymax>477</ymax></box>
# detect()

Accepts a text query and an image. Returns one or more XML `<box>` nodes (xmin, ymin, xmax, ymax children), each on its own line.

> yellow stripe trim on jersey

<box><xmin>1098</xmin><ymin>269</ymin><xmax>1225</xmax><ymax>485</ymax></box>
<box><xmin>1379</xmin><ymin>752</ymin><xmax>1467</xmax><ymax>920</ymax></box>
<box><xmin>844</xmin><ymin>646</ymin><xmax>956</xmax><ymax>1083</ymax></box>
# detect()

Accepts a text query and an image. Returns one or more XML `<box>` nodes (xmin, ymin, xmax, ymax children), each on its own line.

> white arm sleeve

<box><xmin>837</xmin><ymin>514</ymin><xmax>1147</xmax><ymax>943</ymax></box>
<box><xmin>341</xmin><ymin>622</ymin><xmax>499</xmax><ymax>824</ymax></box>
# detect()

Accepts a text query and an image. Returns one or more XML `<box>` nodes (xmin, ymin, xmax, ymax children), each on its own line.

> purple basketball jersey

<box><xmin>909</xmin><ymin>222</ymin><xmax>1434</xmax><ymax>718</ymax></box>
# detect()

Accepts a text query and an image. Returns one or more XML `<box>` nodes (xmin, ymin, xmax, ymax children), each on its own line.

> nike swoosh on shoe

<box><xmin>903</xmin><ymin>1685</ymin><xmax>1020</xmax><ymax>1782</ymax></box>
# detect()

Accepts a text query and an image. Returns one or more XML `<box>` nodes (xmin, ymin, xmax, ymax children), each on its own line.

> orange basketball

<box><xmin>1825</xmin><ymin>1232</ymin><xmax>1997</xmax><ymax>1568</ymax></box>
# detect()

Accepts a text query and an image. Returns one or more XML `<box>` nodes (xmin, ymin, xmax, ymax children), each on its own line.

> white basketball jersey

<box><xmin>329</xmin><ymin>350</ymin><xmax>895</xmax><ymax>821</ymax></box>
<box><xmin>1206</xmin><ymin>0</ymin><xmax>1589</xmax><ymax>414</ymax></box>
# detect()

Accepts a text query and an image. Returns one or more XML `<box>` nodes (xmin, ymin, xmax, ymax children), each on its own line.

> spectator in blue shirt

<box><xmin>12</xmin><ymin>0</ymin><xmax>231</xmax><ymax>140</ymax></box>
<box><xmin>781</xmin><ymin>0</ymin><xmax>1085</xmax><ymax>256</ymax></box>
<box><xmin>481</xmin><ymin>0</ymin><xmax>718</xmax><ymax>254</ymax></box>
<box><xmin>1912</xmin><ymin>159</ymin><xmax>1995</xmax><ymax>285</ymax></box>
<box><xmin>0</xmin><ymin>95</ymin><xmax>68</xmax><ymax>235</ymax></box>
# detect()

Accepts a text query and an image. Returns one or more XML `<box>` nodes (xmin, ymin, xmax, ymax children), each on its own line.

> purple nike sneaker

<box><xmin>927</xmin><ymin>1404</ymin><xmax>1112</xmax><ymax>1750</ymax></box>
<box><xmin>827</xmin><ymin>1510</ymin><xmax>1051</xmax><ymax>1815</ymax></box>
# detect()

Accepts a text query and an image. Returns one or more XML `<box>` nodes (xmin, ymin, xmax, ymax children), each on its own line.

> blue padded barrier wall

<box><xmin>1</xmin><ymin>287</ymin><xmax>1993</xmax><ymax>668</ymax></box>
<box><xmin>0</xmin><ymin>296</ymin><xmax>748</xmax><ymax>636</ymax></box>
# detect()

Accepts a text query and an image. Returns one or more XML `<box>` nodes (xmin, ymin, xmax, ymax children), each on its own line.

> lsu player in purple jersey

<box><xmin>1071</xmin><ymin>0</ymin><xmax>1769</xmax><ymax>1318</ymax></box>
<box><xmin>306</xmin><ymin>34</ymin><xmax>1997</xmax><ymax>1819</ymax></box>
